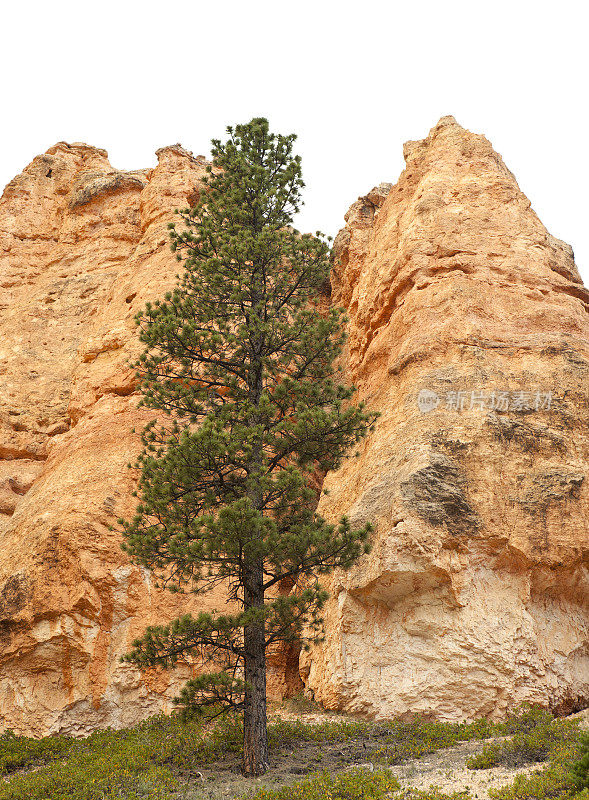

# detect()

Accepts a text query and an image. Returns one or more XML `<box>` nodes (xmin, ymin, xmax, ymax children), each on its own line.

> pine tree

<box><xmin>119</xmin><ymin>118</ymin><xmax>376</xmax><ymax>776</ymax></box>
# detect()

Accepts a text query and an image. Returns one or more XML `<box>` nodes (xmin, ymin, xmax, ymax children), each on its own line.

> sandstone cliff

<box><xmin>301</xmin><ymin>116</ymin><xmax>589</xmax><ymax>720</ymax></box>
<box><xmin>0</xmin><ymin>118</ymin><xmax>587</xmax><ymax>736</ymax></box>
<box><xmin>0</xmin><ymin>142</ymin><xmax>297</xmax><ymax>736</ymax></box>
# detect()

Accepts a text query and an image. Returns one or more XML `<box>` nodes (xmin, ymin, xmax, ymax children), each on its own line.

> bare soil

<box><xmin>386</xmin><ymin>739</ymin><xmax>538</xmax><ymax>797</ymax></box>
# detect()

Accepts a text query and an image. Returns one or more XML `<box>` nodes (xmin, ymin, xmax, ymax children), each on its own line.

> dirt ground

<box><xmin>386</xmin><ymin>738</ymin><xmax>538</xmax><ymax>797</ymax></box>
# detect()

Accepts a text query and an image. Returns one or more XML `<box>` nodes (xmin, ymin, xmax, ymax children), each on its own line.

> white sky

<box><xmin>1</xmin><ymin>0</ymin><xmax>587</xmax><ymax>284</ymax></box>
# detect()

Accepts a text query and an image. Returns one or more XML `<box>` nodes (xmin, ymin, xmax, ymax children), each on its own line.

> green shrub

<box><xmin>2</xmin><ymin>703</ymin><xmax>582</xmax><ymax>800</ymax></box>
<box><xmin>0</xmin><ymin>734</ymin><xmax>177</xmax><ymax>800</ymax></box>
<box><xmin>503</xmin><ymin>705</ymin><xmax>556</xmax><ymax>736</ymax></box>
<box><xmin>372</xmin><ymin>717</ymin><xmax>498</xmax><ymax>765</ymax></box>
<box><xmin>467</xmin><ymin>710</ymin><xmax>578</xmax><ymax>770</ymax></box>
<box><xmin>489</xmin><ymin>761</ymin><xmax>577</xmax><ymax>800</ymax></box>
<box><xmin>572</xmin><ymin>733</ymin><xmax>589</xmax><ymax>791</ymax></box>
<box><xmin>249</xmin><ymin>768</ymin><xmax>399</xmax><ymax>800</ymax></box>
<box><xmin>400</xmin><ymin>790</ymin><xmax>472</xmax><ymax>800</ymax></box>
<box><xmin>469</xmin><ymin>707</ymin><xmax>585</xmax><ymax>800</ymax></box>
<box><xmin>0</xmin><ymin>715</ymin><xmax>226</xmax><ymax>799</ymax></box>
<box><xmin>467</xmin><ymin>743</ymin><xmax>503</xmax><ymax>770</ymax></box>
<box><xmin>268</xmin><ymin>718</ymin><xmax>371</xmax><ymax>747</ymax></box>
<box><xmin>152</xmin><ymin>711</ymin><xmax>244</xmax><ymax>769</ymax></box>
<box><xmin>0</xmin><ymin>729</ymin><xmax>74</xmax><ymax>775</ymax></box>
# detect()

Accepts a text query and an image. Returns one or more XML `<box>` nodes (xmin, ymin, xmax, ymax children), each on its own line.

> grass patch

<box><xmin>0</xmin><ymin>723</ymin><xmax>178</xmax><ymax>799</ymax></box>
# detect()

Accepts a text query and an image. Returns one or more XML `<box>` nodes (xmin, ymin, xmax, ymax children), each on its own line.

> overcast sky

<box><xmin>1</xmin><ymin>1</ymin><xmax>587</xmax><ymax>284</ymax></box>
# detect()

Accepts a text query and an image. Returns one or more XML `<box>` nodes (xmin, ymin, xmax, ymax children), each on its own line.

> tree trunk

<box><xmin>243</xmin><ymin>562</ymin><xmax>269</xmax><ymax>776</ymax></box>
<box><xmin>243</xmin><ymin>291</ymin><xmax>269</xmax><ymax>776</ymax></box>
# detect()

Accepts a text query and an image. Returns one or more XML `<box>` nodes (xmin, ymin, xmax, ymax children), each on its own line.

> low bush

<box><xmin>467</xmin><ymin>708</ymin><xmax>578</xmax><ymax>770</ymax></box>
<box><xmin>249</xmin><ymin>768</ymin><xmax>400</xmax><ymax>800</ymax></box>
<box><xmin>488</xmin><ymin>761</ymin><xmax>579</xmax><ymax>800</ymax></box>
<box><xmin>268</xmin><ymin>718</ymin><xmax>371</xmax><ymax>747</ymax></box>
<box><xmin>572</xmin><ymin>732</ymin><xmax>589</xmax><ymax>791</ymax></box>
<box><xmin>503</xmin><ymin>705</ymin><xmax>556</xmax><ymax>736</ymax></box>
<box><xmin>0</xmin><ymin>728</ymin><xmax>74</xmax><ymax>775</ymax></box>
<box><xmin>0</xmin><ymin>730</ymin><xmax>177</xmax><ymax>800</ymax></box>
<box><xmin>372</xmin><ymin>717</ymin><xmax>498</xmax><ymax>765</ymax></box>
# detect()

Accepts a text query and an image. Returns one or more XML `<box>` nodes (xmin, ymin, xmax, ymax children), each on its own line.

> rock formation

<box><xmin>0</xmin><ymin>117</ymin><xmax>587</xmax><ymax>736</ymax></box>
<box><xmin>0</xmin><ymin>142</ymin><xmax>299</xmax><ymax>736</ymax></box>
<box><xmin>301</xmin><ymin>116</ymin><xmax>589</xmax><ymax>720</ymax></box>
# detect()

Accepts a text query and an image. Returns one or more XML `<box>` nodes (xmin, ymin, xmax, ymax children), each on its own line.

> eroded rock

<box><xmin>301</xmin><ymin>116</ymin><xmax>589</xmax><ymax>721</ymax></box>
<box><xmin>0</xmin><ymin>141</ymin><xmax>301</xmax><ymax>736</ymax></box>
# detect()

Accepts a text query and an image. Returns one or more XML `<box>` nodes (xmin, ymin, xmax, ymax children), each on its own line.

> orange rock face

<box><xmin>301</xmin><ymin>117</ymin><xmax>589</xmax><ymax>720</ymax></box>
<box><xmin>0</xmin><ymin>118</ymin><xmax>587</xmax><ymax>736</ymax></box>
<box><xmin>0</xmin><ymin>142</ymin><xmax>299</xmax><ymax>737</ymax></box>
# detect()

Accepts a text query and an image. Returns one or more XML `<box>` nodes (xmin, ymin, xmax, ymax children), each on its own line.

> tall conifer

<box><xmin>120</xmin><ymin>118</ymin><xmax>376</xmax><ymax>776</ymax></box>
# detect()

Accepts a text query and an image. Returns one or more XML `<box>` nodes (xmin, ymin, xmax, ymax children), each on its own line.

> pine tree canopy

<box><xmin>119</xmin><ymin>118</ymin><xmax>377</xmax><ymax>772</ymax></box>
